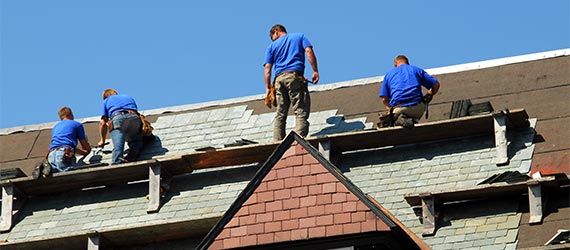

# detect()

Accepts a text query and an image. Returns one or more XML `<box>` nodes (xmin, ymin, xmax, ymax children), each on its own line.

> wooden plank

<box><xmin>1</xmin><ymin>159</ymin><xmax>158</xmax><ymax>196</ymax></box>
<box><xmin>404</xmin><ymin>176</ymin><xmax>557</xmax><ymax>206</ymax></box>
<box><xmin>184</xmin><ymin>142</ymin><xmax>280</xmax><ymax>170</ymax></box>
<box><xmin>0</xmin><ymin>184</ymin><xmax>13</xmax><ymax>232</ymax></box>
<box><xmin>311</xmin><ymin>109</ymin><xmax>528</xmax><ymax>153</ymax></box>
<box><xmin>0</xmin><ymin>216</ymin><xmax>220</xmax><ymax>250</ymax></box>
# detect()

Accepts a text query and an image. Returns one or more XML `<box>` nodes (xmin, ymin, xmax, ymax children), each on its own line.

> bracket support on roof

<box><xmin>527</xmin><ymin>180</ymin><xmax>543</xmax><ymax>224</ymax></box>
<box><xmin>420</xmin><ymin>193</ymin><xmax>436</xmax><ymax>236</ymax></box>
<box><xmin>404</xmin><ymin>176</ymin><xmax>558</xmax><ymax>236</ymax></box>
<box><xmin>147</xmin><ymin>164</ymin><xmax>162</xmax><ymax>213</ymax></box>
<box><xmin>318</xmin><ymin>139</ymin><xmax>340</xmax><ymax>165</ymax></box>
<box><xmin>0</xmin><ymin>184</ymin><xmax>13</xmax><ymax>232</ymax></box>
<box><xmin>87</xmin><ymin>232</ymin><xmax>101</xmax><ymax>250</ymax></box>
<box><xmin>493</xmin><ymin>111</ymin><xmax>509</xmax><ymax>165</ymax></box>
<box><xmin>147</xmin><ymin>162</ymin><xmax>173</xmax><ymax>213</ymax></box>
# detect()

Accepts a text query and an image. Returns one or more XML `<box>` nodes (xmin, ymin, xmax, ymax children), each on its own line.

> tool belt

<box><xmin>50</xmin><ymin>146</ymin><xmax>74</xmax><ymax>165</ymax></box>
<box><xmin>275</xmin><ymin>71</ymin><xmax>302</xmax><ymax>79</ymax></box>
<box><xmin>111</xmin><ymin>109</ymin><xmax>138</xmax><ymax>120</ymax></box>
<box><xmin>108</xmin><ymin>109</ymin><xmax>139</xmax><ymax>132</ymax></box>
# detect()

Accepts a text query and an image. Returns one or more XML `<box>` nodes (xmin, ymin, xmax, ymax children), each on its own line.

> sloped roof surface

<box><xmin>1</xmin><ymin>49</ymin><xmax>568</xmax><ymax>176</ymax></box>
<box><xmin>5</xmin><ymin>106</ymin><xmax>371</xmax><ymax>169</ymax></box>
<box><xmin>0</xmin><ymin>49</ymin><xmax>568</xmax><ymax>249</ymax></box>
<box><xmin>340</xmin><ymin>120</ymin><xmax>537</xmax><ymax>249</ymax></box>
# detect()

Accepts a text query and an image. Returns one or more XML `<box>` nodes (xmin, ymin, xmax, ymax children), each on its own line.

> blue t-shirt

<box><xmin>264</xmin><ymin>33</ymin><xmax>313</xmax><ymax>76</ymax></box>
<box><xmin>380</xmin><ymin>64</ymin><xmax>438</xmax><ymax>107</ymax></box>
<box><xmin>101</xmin><ymin>94</ymin><xmax>138</xmax><ymax>119</ymax></box>
<box><xmin>49</xmin><ymin>120</ymin><xmax>87</xmax><ymax>150</ymax></box>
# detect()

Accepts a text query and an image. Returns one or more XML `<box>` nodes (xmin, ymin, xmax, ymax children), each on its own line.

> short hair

<box><xmin>394</xmin><ymin>55</ymin><xmax>409</xmax><ymax>64</ymax></box>
<box><xmin>58</xmin><ymin>106</ymin><xmax>73</xmax><ymax>119</ymax></box>
<box><xmin>102</xmin><ymin>88</ymin><xmax>118</xmax><ymax>100</ymax></box>
<box><xmin>269</xmin><ymin>24</ymin><xmax>287</xmax><ymax>38</ymax></box>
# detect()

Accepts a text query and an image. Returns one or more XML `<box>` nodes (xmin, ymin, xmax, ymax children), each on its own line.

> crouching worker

<box><xmin>379</xmin><ymin>55</ymin><xmax>440</xmax><ymax>128</ymax></box>
<box><xmin>34</xmin><ymin>107</ymin><xmax>92</xmax><ymax>178</ymax></box>
<box><xmin>98</xmin><ymin>88</ymin><xmax>143</xmax><ymax>165</ymax></box>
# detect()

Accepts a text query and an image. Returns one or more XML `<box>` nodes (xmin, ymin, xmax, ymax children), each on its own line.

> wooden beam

<box><xmin>0</xmin><ymin>184</ymin><xmax>13</xmax><ymax>232</ymax></box>
<box><xmin>0</xmin><ymin>216</ymin><xmax>219</xmax><ymax>250</ymax></box>
<box><xmin>404</xmin><ymin>177</ymin><xmax>559</xmax><ymax>236</ymax></box>
<box><xmin>493</xmin><ymin>112</ymin><xmax>509</xmax><ymax>165</ymax></box>
<box><xmin>404</xmin><ymin>176</ymin><xmax>557</xmax><ymax>206</ymax></box>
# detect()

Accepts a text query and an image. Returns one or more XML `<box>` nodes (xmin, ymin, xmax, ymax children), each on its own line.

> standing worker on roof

<box><xmin>98</xmin><ymin>88</ymin><xmax>143</xmax><ymax>165</ymax></box>
<box><xmin>33</xmin><ymin>107</ymin><xmax>92</xmax><ymax>178</ymax></box>
<box><xmin>380</xmin><ymin>55</ymin><xmax>440</xmax><ymax>128</ymax></box>
<box><xmin>264</xmin><ymin>24</ymin><xmax>320</xmax><ymax>141</ymax></box>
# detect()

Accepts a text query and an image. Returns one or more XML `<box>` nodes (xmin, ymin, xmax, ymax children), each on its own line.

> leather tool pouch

<box><xmin>377</xmin><ymin>107</ymin><xmax>396</xmax><ymax>128</ymax></box>
<box><xmin>378</xmin><ymin>112</ymin><xmax>395</xmax><ymax>128</ymax></box>
<box><xmin>62</xmin><ymin>148</ymin><xmax>73</xmax><ymax>165</ymax></box>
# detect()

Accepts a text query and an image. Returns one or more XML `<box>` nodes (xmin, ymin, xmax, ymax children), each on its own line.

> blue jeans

<box><xmin>48</xmin><ymin>148</ymin><xmax>75</xmax><ymax>173</ymax></box>
<box><xmin>110</xmin><ymin>113</ymin><xmax>143</xmax><ymax>164</ymax></box>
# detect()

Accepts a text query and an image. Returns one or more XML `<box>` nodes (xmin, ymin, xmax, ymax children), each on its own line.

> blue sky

<box><xmin>1</xmin><ymin>1</ymin><xmax>568</xmax><ymax>129</ymax></box>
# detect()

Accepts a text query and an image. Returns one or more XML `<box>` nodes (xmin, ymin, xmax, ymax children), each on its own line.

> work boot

<box><xmin>42</xmin><ymin>162</ymin><xmax>52</xmax><ymax>177</ymax></box>
<box><xmin>396</xmin><ymin>115</ymin><xmax>414</xmax><ymax>129</ymax></box>
<box><xmin>32</xmin><ymin>163</ymin><xmax>43</xmax><ymax>180</ymax></box>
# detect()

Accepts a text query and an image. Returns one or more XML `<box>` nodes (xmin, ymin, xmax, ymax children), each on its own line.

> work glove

<box><xmin>264</xmin><ymin>84</ymin><xmax>276</xmax><ymax>109</ymax></box>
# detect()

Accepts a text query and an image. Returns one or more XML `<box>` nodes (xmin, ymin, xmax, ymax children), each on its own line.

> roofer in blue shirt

<box><xmin>33</xmin><ymin>107</ymin><xmax>92</xmax><ymax>178</ymax></box>
<box><xmin>264</xmin><ymin>24</ymin><xmax>319</xmax><ymax>141</ymax></box>
<box><xmin>380</xmin><ymin>55</ymin><xmax>441</xmax><ymax>128</ymax></box>
<box><xmin>98</xmin><ymin>88</ymin><xmax>142</xmax><ymax>165</ymax></box>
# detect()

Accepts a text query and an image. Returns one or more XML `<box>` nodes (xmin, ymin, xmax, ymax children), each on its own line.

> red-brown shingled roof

<box><xmin>211</xmin><ymin>141</ymin><xmax>390</xmax><ymax>249</ymax></box>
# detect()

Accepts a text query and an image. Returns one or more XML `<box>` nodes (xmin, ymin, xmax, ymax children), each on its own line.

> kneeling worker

<box><xmin>34</xmin><ymin>107</ymin><xmax>92</xmax><ymax>178</ymax></box>
<box><xmin>379</xmin><ymin>55</ymin><xmax>440</xmax><ymax>128</ymax></box>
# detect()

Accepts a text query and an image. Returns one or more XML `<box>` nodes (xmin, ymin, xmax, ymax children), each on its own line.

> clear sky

<box><xmin>1</xmin><ymin>1</ymin><xmax>568</xmax><ymax>129</ymax></box>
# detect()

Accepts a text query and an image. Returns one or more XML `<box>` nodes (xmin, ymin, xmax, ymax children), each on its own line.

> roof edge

<box><xmin>1</xmin><ymin>48</ymin><xmax>567</xmax><ymax>135</ymax></box>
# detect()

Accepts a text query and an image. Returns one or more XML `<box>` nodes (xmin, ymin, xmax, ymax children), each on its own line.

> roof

<box><xmin>197</xmin><ymin>131</ymin><xmax>425</xmax><ymax>249</ymax></box>
<box><xmin>1</xmin><ymin>49</ymin><xmax>569</xmax><ymax>249</ymax></box>
<box><xmin>2</xmin><ymin>49</ymin><xmax>568</xmax><ymax>176</ymax></box>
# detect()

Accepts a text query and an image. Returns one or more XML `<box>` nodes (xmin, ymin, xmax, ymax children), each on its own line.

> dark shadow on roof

<box><xmin>310</xmin><ymin>116</ymin><xmax>366</xmax><ymax>137</ymax></box>
<box><xmin>137</xmin><ymin>135</ymin><xmax>169</xmax><ymax>161</ymax></box>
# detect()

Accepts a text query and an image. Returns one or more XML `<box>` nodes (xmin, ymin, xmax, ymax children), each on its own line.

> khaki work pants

<box><xmin>274</xmin><ymin>72</ymin><xmax>310</xmax><ymax>141</ymax></box>
<box><xmin>393</xmin><ymin>102</ymin><xmax>426</xmax><ymax>121</ymax></box>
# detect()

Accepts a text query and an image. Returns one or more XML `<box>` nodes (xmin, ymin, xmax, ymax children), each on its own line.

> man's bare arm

<box><xmin>264</xmin><ymin>63</ymin><xmax>272</xmax><ymax>90</ymax></box>
<box><xmin>305</xmin><ymin>46</ymin><xmax>319</xmax><ymax>84</ymax></box>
